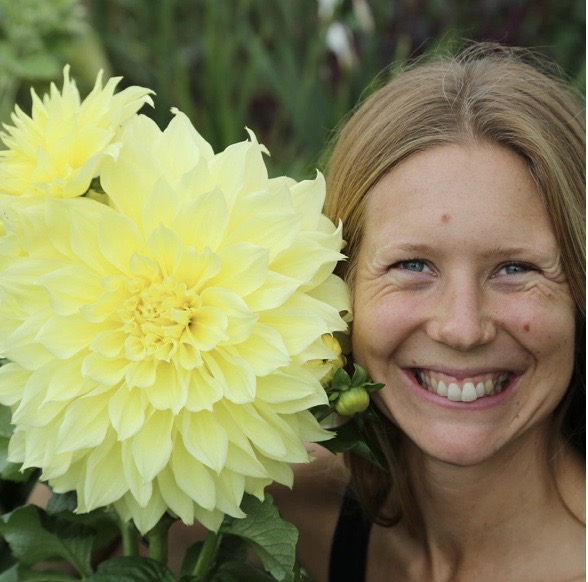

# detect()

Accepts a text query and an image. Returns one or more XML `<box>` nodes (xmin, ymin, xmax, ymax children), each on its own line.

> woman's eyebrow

<box><xmin>374</xmin><ymin>242</ymin><xmax>438</xmax><ymax>256</ymax></box>
<box><xmin>479</xmin><ymin>245</ymin><xmax>557</xmax><ymax>261</ymax></box>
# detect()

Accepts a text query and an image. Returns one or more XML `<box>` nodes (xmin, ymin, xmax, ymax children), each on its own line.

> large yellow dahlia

<box><xmin>0</xmin><ymin>65</ymin><xmax>153</xmax><ymax>199</ymax></box>
<box><xmin>0</xmin><ymin>110</ymin><xmax>350</xmax><ymax>534</ymax></box>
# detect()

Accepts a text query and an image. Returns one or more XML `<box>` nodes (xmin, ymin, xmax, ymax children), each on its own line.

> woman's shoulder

<box><xmin>269</xmin><ymin>444</ymin><xmax>350</xmax><ymax>582</ymax></box>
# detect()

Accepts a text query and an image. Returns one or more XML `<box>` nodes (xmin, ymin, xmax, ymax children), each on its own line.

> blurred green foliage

<box><xmin>0</xmin><ymin>0</ymin><xmax>585</xmax><ymax>179</ymax></box>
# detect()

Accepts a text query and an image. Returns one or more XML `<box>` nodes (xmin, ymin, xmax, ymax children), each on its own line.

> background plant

<box><xmin>1</xmin><ymin>0</ymin><xmax>584</xmax><ymax>178</ymax></box>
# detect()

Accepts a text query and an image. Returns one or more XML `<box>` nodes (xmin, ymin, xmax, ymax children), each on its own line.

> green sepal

<box><xmin>364</xmin><ymin>381</ymin><xmax>385</xmax><ymax>393</ymax></box>
<box><xmin>350</xmin><ymin>363</ymin><xmax>368</xmax><ymax>386</ymax></box>
<box><xmin>330</xmin><ymin>367</ymin><xmax>351</xmax><ymax>391</ymax></box>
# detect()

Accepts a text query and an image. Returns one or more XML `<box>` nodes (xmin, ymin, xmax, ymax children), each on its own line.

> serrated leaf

<box><xmin>0</xmin><ymin>505</ymin><xmax>95</xmax><ymax>577</ymax></box>
<box><xmin>220</xmin><ymin>494</ymin><xmax>297</xmax><ymax>581</ymax></box>
<box><xmin>86</xmin><ymin>557</ymin><xmax>176</xmax><ymax>582</ymax></box>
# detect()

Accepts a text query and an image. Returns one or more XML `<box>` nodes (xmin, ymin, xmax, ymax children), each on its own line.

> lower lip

<box><xmin>406</xmin><ymin>371</ymin><xmax>519</xmax><ymax>410</ymax></box>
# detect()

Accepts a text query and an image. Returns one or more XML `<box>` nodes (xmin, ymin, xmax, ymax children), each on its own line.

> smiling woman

<box><xmin>354</xmin><ymin>143</ymin><xmax>576</xmax><ymax>465</ymax></box>
<box><xmin>270</xmin><ymin>43</ymin><xmax>585</xmax><ymax>582</ymax></box>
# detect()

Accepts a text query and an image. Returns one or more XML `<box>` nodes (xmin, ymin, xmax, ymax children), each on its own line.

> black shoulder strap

<box><xmin>329</xmin><ymin>486</ymin><xmax>372</xmax><ymax>582</ymax></box>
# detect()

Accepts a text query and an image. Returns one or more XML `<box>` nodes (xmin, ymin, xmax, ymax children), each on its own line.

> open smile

<box><xmin>414</xmin><ymin>369</ymin><xmax>511</xmax><ymax>403</ymax></box>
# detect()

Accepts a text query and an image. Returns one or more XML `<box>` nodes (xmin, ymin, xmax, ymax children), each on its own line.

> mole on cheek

<box><xmin>440</xmin><ymin>213</ymin><xmax>451</xmax><ymax>224</ymax></box>
<box><xmin>523</xmin><ymin>323</ymin><xmax>530</xmax><ymax>332</ymax></box>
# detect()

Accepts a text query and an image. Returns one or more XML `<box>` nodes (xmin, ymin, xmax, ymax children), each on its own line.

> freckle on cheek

<box><xmin>440</xmin><ymin>213</ymin><xmax>451</xmax><ymax>224</ymax></box>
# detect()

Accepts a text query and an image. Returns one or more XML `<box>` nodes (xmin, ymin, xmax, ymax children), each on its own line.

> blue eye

<box><xmin>397</xmin><ymin>260</ymin><xmax>429</xmax><ymax>272</ymax></box>
<box><xmin>498</xmin><ymin>263</ymin><xmax>532</xmax><ymax>275</ymax></box>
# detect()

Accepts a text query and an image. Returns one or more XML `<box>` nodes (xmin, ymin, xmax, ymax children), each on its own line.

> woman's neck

<box><xmin>394</xmin><ymin>424</ymin><xmax>585</xmax><ymax>580</ymax></box>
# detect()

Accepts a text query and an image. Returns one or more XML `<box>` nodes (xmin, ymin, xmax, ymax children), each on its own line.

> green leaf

<box><xmin>46</xmin><ymin>491</ymin><xmax>77</xmax><ymax>514</ymax></box>
<box><xmin>350</xmin><ymin>364</ymin><xmax>368</xmax><ymax>386</ymax></box>
<box><xmin>212</xmin><ymin>559</ymin><xmax>278</xmax><ymax>582</ymax></box>
<box><xmin>0</xmin><ymin>405</ymin><xmax>12</xmax><ymax>439</ymax></box>
<box><xmin>0</xmin><ymin>408</ymin><xmax>30</xmax><ymax>483</ymax></box>
<box><xmin>319</xmin><ymin>419</ymin><xmax>387</xmax><ymax>470</ymax></box>
<box><xmin>0</xmin><ymin>505</ymin><xmax>95</xmax><ymax>577</ymax></box>
<box><xmin>0</xmin><ymin>563</ymin><xmax>78</xmax><ymax>581</ymax></box>
<box><xmin>330</xmin><ymin>368</ymin><xmax>351</xmax><ymax>390</ymax></box>
<box><xmin>86</xmin><ymin>557</ymin><xmax>176</xmax><ymax>582</ymax></box>
<box><xmin>0</xmin><ymin>437</ymin><xmax>23</xmax><ymax>481</ymax></box>
<box><xmin>220</xmin><ymin>494</ymin><xmax>298</xmax><ymax>581</ymax></box>
<box><xmin>364</xmin><ymin>382</ymin><xmax>385</xmax><ymax>393</ymax></box>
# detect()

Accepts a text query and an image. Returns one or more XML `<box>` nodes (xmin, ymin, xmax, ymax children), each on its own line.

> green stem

<box><xmin>192</xmin><ymin>530</ymin><xmax>222</xmax><ymax>579</ymax></box>
<box><xmin>146</xmin><ymin>514</ymin><xmax>174</xmax><ymax>565</ymax></box>
<box><xmin>120</xmin><ymin>520</ymin><xmax>140</xmax><ymax>557</ymax></box>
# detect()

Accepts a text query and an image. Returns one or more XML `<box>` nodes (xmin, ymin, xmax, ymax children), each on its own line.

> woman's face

<box><xmin>352</xmin><ymin>144</ymin><xmax>576</xmax><ymax>466</ymax></box>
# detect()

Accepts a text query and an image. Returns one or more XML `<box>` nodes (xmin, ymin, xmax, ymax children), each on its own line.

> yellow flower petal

<box><xmin>146</xmin><ymin>362</ymin><xmax>187</xmax><ymax>413</ymax></box>
<box><xmin>108</xmin><ymin>384</ymin><xmax>146</xmax><ymax>440</ymax></box>
<box><xmin>223</xmin><ymin>402</ymin><xmax>286</xmax><ymax>458</ymax></box>
<box><xmin>180</xmin><ymin>409</ymin><xmax>228</xmax><ymax>473</ymax></box>
<box><xmin>131</xmin><ymin>409</ymin><xmax>173</xmax><ymax>482</ymax></box>
<box><xmin>173</xmin><ymin>188</ymin><xmax>229</xmax><ymax>252</ymax></box>
<box><xmin>203</xmin><ymin>351</ymin><xmax>256</xmax><ymax>404</ymax></box>
<box><xmin>39</xmin><ymin>265</ymin><xmax>103</xmax><ymax>316</ymax></box>
<box><xmin>82</xmin><ymin>353</ymin><xmax>128</xmax><ymax>386</ymax></box>
<box><xmin>116</xmin><ymin>488</ymin><xmax>167</xmax><ymax>535</ymax></box>
<box><xmin>157</xmin><ymin>466</ymin><xmax>194</xmax><ymax>525</ymax></box>
<box><xmin>209</xmin><ymin>242</ymin><xmax>268</xmax><ymax>296</ymax></box>
<box><xmin>0</xmin><ymin>363</ymin><xmax>30</xmax><ymax>406</ymax></box>
<box><xmin>83</xmin><ymin>433</ymin><xmax>128</xmax><ymax>510</ymax></box>
<box><xmin>55</xmin><ymin>390</ymin><xmax>110</xmax><ymax>453</ymax></box>
<box><xmin>37</xmin><ymin>315</ymin><xmax>107</xmax><ymax>358</ymax></box>
<box><xmin>233</xmin><ymin>324</ymin><xmax>290</xmax><ymax>376</ymax></box>
<box><xmin>212</xmin><ymin>469</ymin><xmax>246</xmax><ymax>518</ymax></box>
<box><xmin>171</xmin><ymin>439</ymin><xmax>216</xmax><ymax>511</ymax></box>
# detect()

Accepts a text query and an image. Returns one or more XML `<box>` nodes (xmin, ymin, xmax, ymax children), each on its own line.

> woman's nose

<box><xmin>425</xmin><ymin>276</ymin><xmax>496</xmax><ymax>351</ymax></box>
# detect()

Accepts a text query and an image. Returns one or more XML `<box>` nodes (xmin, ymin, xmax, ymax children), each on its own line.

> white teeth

<box><xmin>447</xmin><ymin>383</ymin><xmax>461</xmax><ymax>401</ymax></box>
<box><xmin>461</xmin><ymin>382</ymin><xmax>477</xmax><ymax>402</ymax></box>
<box><xmin>418</xmin><ymin>370</ymin><xmax>510</xmax><ymax>403</ymax></box>
<box><xmin>437</xmin><ymin>380</ymin><xmax>448</xmax><ymax>397</ymax></box>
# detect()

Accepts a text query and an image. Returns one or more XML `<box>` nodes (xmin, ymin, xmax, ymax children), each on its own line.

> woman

<box><xmin>271</xmin><ymin>44</ymin><xmax>585</xmax><ymax>581</ymax></box>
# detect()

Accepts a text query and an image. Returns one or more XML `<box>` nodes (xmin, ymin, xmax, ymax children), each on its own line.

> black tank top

<box><xmin>329</xmin><ymin>488</ymin><xmax>372</xmax><ymax>582</ymax></box>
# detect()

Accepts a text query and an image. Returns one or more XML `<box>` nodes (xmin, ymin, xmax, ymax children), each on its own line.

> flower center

<box><xmin>120</xmin><ymin>276</ymin><xmax>201</xmax><ymax>361</ymax></box>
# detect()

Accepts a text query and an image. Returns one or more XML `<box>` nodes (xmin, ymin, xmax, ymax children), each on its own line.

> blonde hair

<box><xmin>324</xmin><ymin>43</ymin><xmax>586</xmax><ymax>527</ymax></box>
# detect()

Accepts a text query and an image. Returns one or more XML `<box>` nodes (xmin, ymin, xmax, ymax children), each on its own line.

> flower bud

<box><xmin>308</xmin><ymin>334</ymin><xmax>347</xmax><ymax>387</ymax></box>
<box><xmin>334</xmin><ymin>386</ymin><xmax>370</xmax><ymax>416</ymax></box>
